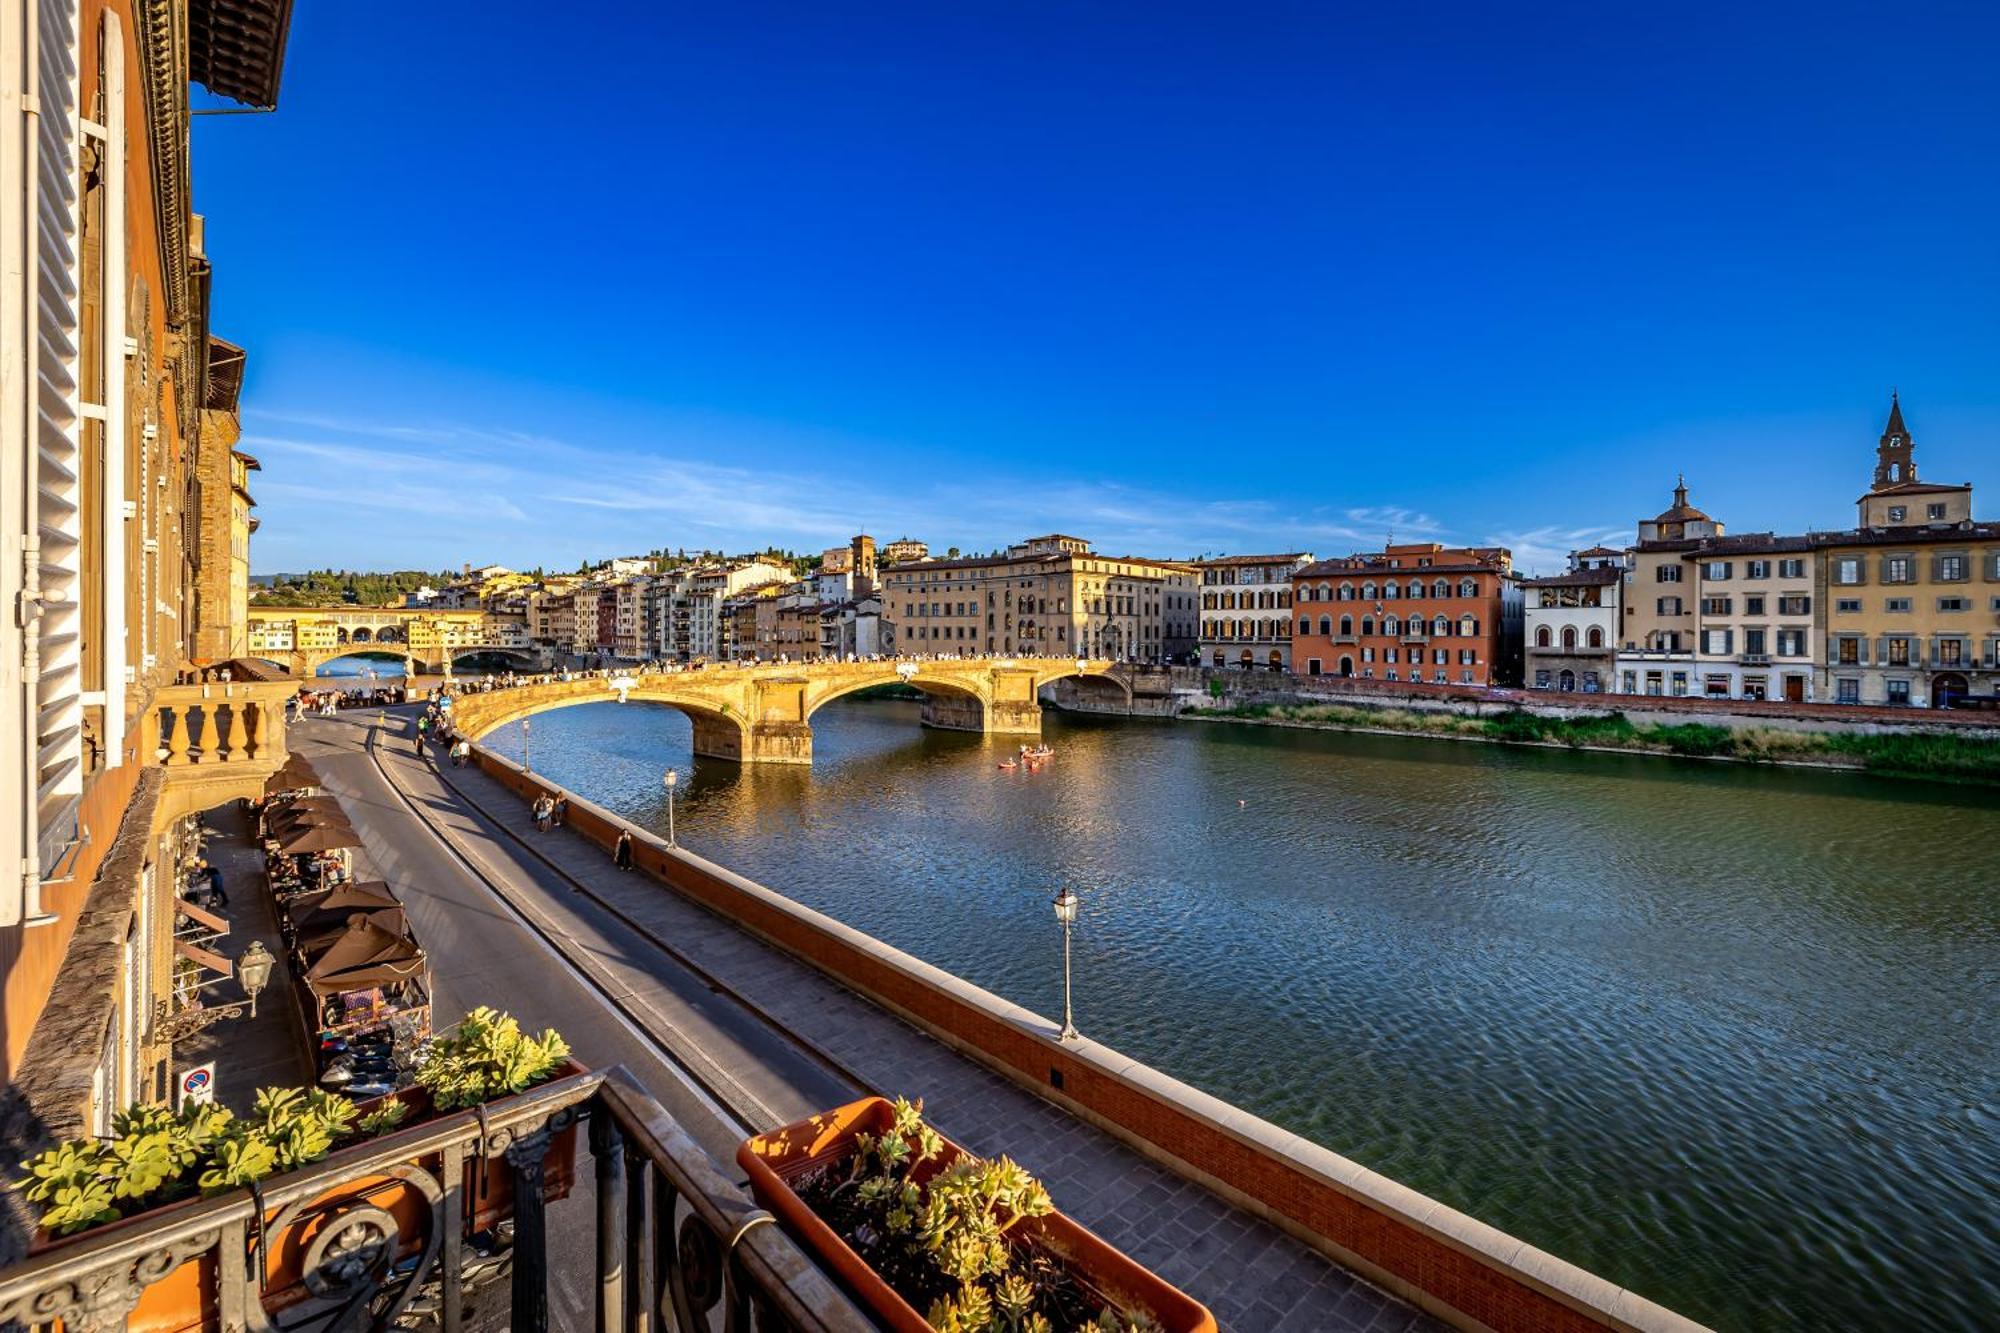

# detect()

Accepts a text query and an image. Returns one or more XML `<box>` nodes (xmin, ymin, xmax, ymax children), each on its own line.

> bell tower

<box><xmin>1872</xmin><ymin>392</ymin><xmax>1916</xmax><ymax>490</ymax></box>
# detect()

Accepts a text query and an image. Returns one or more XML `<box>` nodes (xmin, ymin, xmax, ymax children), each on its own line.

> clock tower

<box><xmin>1872</xmin><ymin>392</ymin><xmax>1917</xmax><ymax>490</ymax></box>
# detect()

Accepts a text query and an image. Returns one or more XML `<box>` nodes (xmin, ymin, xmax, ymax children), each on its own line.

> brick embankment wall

<box><xmin>470</xmin><ymin>746</ymin><xmax>1707</xmax><ymax>1333</ymax></box>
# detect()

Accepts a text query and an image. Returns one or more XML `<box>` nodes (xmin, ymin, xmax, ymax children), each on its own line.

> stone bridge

<box><xmin>261</xmin><ymin>644</ymin><xmax>546</xmax><ymax>678</ymax></box>
<box><xmin>446</xmin><ymin>657</ymin><xmax>1131</xmax><ymax>764</ymax></box>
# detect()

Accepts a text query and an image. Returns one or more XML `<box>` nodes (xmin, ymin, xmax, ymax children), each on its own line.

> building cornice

<box><xmin>133</xmin><ymin>0</ymin><xmax>193</xmax><ymax>330</ymax></box>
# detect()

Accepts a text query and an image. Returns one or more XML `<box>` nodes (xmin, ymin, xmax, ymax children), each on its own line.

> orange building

<box><xmin>1289</xmin><ymin>544</ymin><xmax>1523</xmax><ymax>686</ymax></box>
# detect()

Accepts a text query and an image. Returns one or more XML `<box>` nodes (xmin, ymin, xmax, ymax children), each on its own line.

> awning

<box><xmin>295</xmin><ymin>907</ymin><xmax>408</xmax><ymax>956</ymax></box>
<box><xmin>175</xmin><ymin>937</ymin><xmax>233</xmax><ymax>978</ymax></box>
<box><xmin>175</xmin><ymin>898</ymin><xmax>230</xmax><ymax>935</ymax></box>
<box><xmin>264</xmin><ymin>756</ymin><xmax>320</xmax><ymax>795</ymax></box>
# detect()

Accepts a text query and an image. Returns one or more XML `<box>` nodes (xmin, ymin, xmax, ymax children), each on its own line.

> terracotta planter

<box><xmin>738</xmin><ymin>1096</ymin><xmax>1215</xmax><ymax>1333</ymax></box>
<box><xmin>27</xmin><ymin>1063</ymin><xmax>588</xmax><ymax>1333</ymax></box>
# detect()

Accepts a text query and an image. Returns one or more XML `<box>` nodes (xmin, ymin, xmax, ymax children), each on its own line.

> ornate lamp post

<box><xmin>1051</xmin><ymin>888</ymin><xmax>1080</xmax><ymax>1042</ymax></box>
<box><xmin>663</xmin><ymin>767</ymin><xmax>679</xmax><ymax>847</ymax></box>
<box><xmin>238</xmin><ymin>939</ymin><xmax>275</xmax><ymax>1017</ymax></box>
<box><xmin>521</xmin><ymin>717</ymin><xmax>532</xmax><ymax>774</ymax></box>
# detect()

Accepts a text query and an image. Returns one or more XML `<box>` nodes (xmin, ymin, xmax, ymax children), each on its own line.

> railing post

<box><xmin>624</xmin><ymin>1143</ymin><xmax>654</xmax><ymax>1333</ymax></box>
<box><xmin>592</xmin><ymin>1109</ymin><xmax>627</xmax><ymax>1333</ymax></box>
<box><xmin>162</xmin><ymin>703</ymin><xmax>189</xmax><ymax>765</ymax></box>
<box><xmin>440</xmin><ymin>1140</ymin><xmax>466</xmax><ymax>1333</ymax></box>
<box><xmin>506</xmin><ymin>1126</ymin><xmax>553</xmax><ymax>1333</ymax></box>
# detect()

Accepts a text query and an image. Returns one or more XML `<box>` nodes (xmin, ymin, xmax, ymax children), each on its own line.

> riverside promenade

<box><xmin>295</xmin><ymin>706</ymin><xmax>1444</xmax><ymax>1333</ymax></box>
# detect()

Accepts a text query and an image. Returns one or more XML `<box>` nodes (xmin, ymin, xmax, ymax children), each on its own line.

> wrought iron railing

<box><xmin>0</xmin><ymin>1066</ymin><xmax>871</xmax><ymax>1332</ymax></box>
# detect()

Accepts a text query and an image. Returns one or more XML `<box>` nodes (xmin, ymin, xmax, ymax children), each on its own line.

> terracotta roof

<box><xmin>1683</xmin><ymin>533</ymin><xmax>1814</xmax><ymax>557</ymax></box>
<box><xmin>1575</xmin><ymin>545</ymin><xmax>1625</xmax><ymax>558</ymax></box>
<box><xmin>1860</xmin><ymin>480</ymin><xmax>1971</xmax><ymax>498</ymax></box>
<box><xmin>1809</xmin><ymin>522</ymin><xmax>2000</xmax><ymax>548</ymax></box>
<box><xmin>1522</xmin><ymin>567</ymin><xmax>1621</xmax><ymax>588</ymax></box>
<box><xmin>1196</xmin><ymin>553</ymin><xmax>1311</xmax><ymax>568</ymax></box>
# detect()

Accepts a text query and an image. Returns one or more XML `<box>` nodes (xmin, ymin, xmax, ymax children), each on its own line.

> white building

<box><xmin>1523</xmin><ymin>547</ymin><xmax>1625</xmax><ymax>693</ymax></box>
<box><xmin>1197</xmin><ymin>554</ymin><xmax>1313</xmax><ymax>670</ymax></box>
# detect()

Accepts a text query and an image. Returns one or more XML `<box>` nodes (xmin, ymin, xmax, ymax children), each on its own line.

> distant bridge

<box><xmin>275</xmin><ymin>643</ymin><xmax>545</xmax><ymax>678</ymax></box>
<box><xmin>447</xmin><ymin>657</ymin><xmax>1131</xmax><ymax>764</ymax></box>
<box><xmin>245</xmin><ymin>605</ymin><xmax>541</xmax><ymax>677</ymax></box>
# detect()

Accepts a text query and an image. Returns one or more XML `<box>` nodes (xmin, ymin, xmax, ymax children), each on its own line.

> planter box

<box><xmin>738</xmin><ymin>1096</ymin><xmax>1215</xmax><ymax>1333</ymax></box>
<box><xmin>27</xmin><ymin>1063</ymin><xmax>587</xmax><ymax>1333</ymax></box>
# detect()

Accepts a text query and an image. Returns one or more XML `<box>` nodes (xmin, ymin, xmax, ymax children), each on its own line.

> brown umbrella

<box><xmin>267</xmin><ymin>813</ymin><xmax>356</xmax><ymax>842</ymax></box>
<box><xmin>264</xmin><ymin>756</ymin><xmax>320</xmax><ymax>795</ymax></box>
<box><xmin>285</xmin><ymin>880</ymin><xmax>400</xmax><ymax>931</ymax></box>
<box><xmin>274</xmin><ymin>821</ymin><xmax>362</xmax><ymax>854</ymax></box>
<box><xmin>303</xmin><ymin>917</ymin><xmax>425</xmax><ymax>993</ymax></box>
<box><xmin>266</xmin><ymin>799</ymin><xmax>348</xmax><ymax>829</ymax></box>
<box><xmin>295</xmin><ymin>906</ymin><xmax>409</xmax><ymax>955</ymax></box>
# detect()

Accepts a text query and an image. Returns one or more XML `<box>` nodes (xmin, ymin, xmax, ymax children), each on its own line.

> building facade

<box><xmin>1</xmin><ymin>0</ymin><xmax>296</xmax><ymax>1139</ymax></box>
<box><xmin>878</xmin><ymin>535</ymin><xmax>1190</xmax><ymax>662</ymax></box>
<box><xmin>1290</xmin><ymin>544</ymin><xmax>1522</xmax><ymax>686</ymax></box>
<box><xmin>1613</xmin><ymin>481</ymin><xmax>1723</xmax><ymax>697</ymax></box>
<box><xmin>1686</xmin><ymin>536</ymin><xmax>1816</xmax><ymax>701</ymax></box>
<box><xmin>1523</xmin><ymin>547</ymin><xmax>1624</xmax><ymax>693</ymax></box>
<box><xmin>1196</xmin><ymin>554</ymin><xmax>1311</xmax><ymax>670</ymax></box>
<box><xmin>1815</xmin><ymin>399</ymin><xmax>1998</xmax><ymax>707</ymax></box>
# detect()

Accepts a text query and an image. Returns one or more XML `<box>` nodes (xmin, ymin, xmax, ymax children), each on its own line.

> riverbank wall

<box><xmin>467</xmin><ymin>742</ymin><xmax>1705</xmax><ymax>1333</ymax></box>
<box><xmin>1044</xmin><ymin>668</ymin><xmax>2000</xmax><ymax>780</ymax></box>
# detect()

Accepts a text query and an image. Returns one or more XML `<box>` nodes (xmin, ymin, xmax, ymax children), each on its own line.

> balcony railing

<box><xmin>0</xmin><ymin>1066</ymin><xmax>868</xmax><ymax>1333</ymax></box>
<box><xmin>141</xmin><ymin>679</ymin><xmax>294</xmax><ymax>770</ymax></box>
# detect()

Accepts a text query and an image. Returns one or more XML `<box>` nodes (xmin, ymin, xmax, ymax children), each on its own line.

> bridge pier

<box><xmin>691</xmin><ymin>714</ymin><xmax>812</xmax><ymax>765</ymax></box>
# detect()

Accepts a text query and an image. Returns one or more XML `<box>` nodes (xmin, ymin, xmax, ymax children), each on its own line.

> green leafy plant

<box><xmin>804</xmin><ymin>1097</ymin><xmax>1151</xmax><ymax>1333</ymax></box>
<box><xmin>415</xmin><ymin>1007</ymin><xmax>571</xmax><ymax>1110</ymax></box>
<box><xmin>357</xmin><ymin>1099</ymin><xmax>410</xmax><ymax>1136</ymax></box>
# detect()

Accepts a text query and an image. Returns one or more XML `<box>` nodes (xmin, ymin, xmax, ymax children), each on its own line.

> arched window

<box><xmin>1239</xmin><ymin>618</ymin><xmax>1255</xmax><ymax>639</ymax></box>
<box><xmin>1433</xmin><ymin>615</ymin><xmax>1449</xmax><ymax>635</ymax></box>
<box><xmin>1384</xmin><ymin>582</ymin><xmax>1400</xmax><ymax>599</ymax></box>
<box><xmin>1299</xmin><ymin>617</ymin><xmax>1310</xmax><ymax>636</ymax></box>
<box><xmin>1361</xmin><ymin>582</ymin><xmax>1376</xmax><ymax>600</ymax></box>
<box><xmin>1383</xmin><ymin>615</ymin><xmax>1400</xmax><ymax>636</ymax></box>
<box><xmin>1535</xmin><ymin>625</ymin><xmax>1552</xmax><ymax>648</ymax></box>
<box><xmin>1587</xmin><ymin>625</ymin><xmax>1604</xmax><ymax>648</ymax></box>
<box><xmin>1409</xmin><ymin>580</ymin><xmax>1426</xmax><ymax>600</ymax></box>
<box><xmin>1460</xmin><ymin>616</ymin><xmax>1477</xmax><ymax>637</ymax></box>
<box><xmin>1361</xmin><ymin>617</ymin><xmax>1375</xmax><ymax>636</ymax></box>
<box><xmin>1459</xmin><ymin>579</ymin><xmax>1477</xmax><ymax>598</ymax></box>
<box><xmin>1561</xmin><ymin>625</ymin><xmax>1578</xmax><ymax>650</ymax></box>
<box><xmin>1433</xmin><ymin>579</ymin><xmax>1450</xmax><ymax>599</ymax></box>
<box><xmin>1338</xmin><ymin>583</ymin><xmax>1355</xmax><ymax>601</ymax></box>
<box><xmin>1340</xmin><ymin>615</ymin><xmax>1353</xmax><ymax>636</ymax></box>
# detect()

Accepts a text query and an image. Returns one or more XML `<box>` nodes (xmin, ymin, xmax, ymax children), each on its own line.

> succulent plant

<box><xmin>415</xmin><ymin>1007</ymin><xmax>570</xmax><ymax>1110</ymax></box>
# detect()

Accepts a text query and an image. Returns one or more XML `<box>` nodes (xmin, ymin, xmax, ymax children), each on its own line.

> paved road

<box><xmin>293</xmin><ymin>704</ymin><xmax>1437</xmax><ymax>1333</ymax></box>
<box><xmin>291</xmin><ymin>706</ymin><xmax>857</xmax><ymax>1327</ymax></box>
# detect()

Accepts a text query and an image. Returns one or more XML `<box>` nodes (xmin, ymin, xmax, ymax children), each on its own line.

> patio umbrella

<box><xmin>303</xmin><ymin>917</ymin><xmax>425</xmax><ymax>993</ymax></box>
<box><xmin>266</xmin><ymin>799</ymin><xmax>348</xmax><ymax>829</ymax></box>
<box><xmin>295</xmin><ymin>906</ymin><xmax>409</xmax><ymax>955</ymax></box>
<box><xmin>264</xmin><ymin>756</ymin><xmax>320</xmax><ymax>795</ymax></box>
<box><xmin>267</xmin><ymin>812</ymin><xmax>356</xmax><ymax>842</ymax></box>
<box><xmin>286</xmin><ymin>880</ymin><xmax>400</xmax><ymax>932</ymax></box>
<box><xmin>273</xmin><ymin>821</ymin><xmax>362</xmax><ymax>854</ymax></box>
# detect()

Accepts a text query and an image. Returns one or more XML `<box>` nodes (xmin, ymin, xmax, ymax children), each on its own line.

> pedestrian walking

<box><xmin>534</xmin><ymin>795</ymin><xmax>552</xmax><ymax>832</ymax></box>
<box><xmin>613</xmin><ymin>828</ymin><xmax>633</xmax><ymax>870</ymax></box>
<box><xmin>206</xmin><ymin>862</ymin><xmax>228</xmax><ymax>908</ymax></box>
<box><xmin>552</xmin><ymin>795</ymin><xmax>568</xmax><ymax>828</ymax></box>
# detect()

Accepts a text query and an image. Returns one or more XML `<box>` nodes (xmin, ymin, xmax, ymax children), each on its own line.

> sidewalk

<box><xmin>428</xmin><ymin>753</ymin><xmax>1440</xmax><ymax>1333</ymax></box>
<box><xmin>173</xmin><ymin>801</ymin><xmax>314</xmax><ymax>1115</ymax></box>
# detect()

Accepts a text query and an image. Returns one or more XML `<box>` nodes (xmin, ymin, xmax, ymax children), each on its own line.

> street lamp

<box><xmin>521</xmin><ymin>717</ymin><xmax>532</xmax><ymax>774</ymax></box>
<box><xmin>237</xmin><ymin>939</ymin><xmax>275</xmax><ymax>1018</ymax></box>
<box><xmin>663</xmin><ymin>767</ymin><xmax>679</xmax><ymax>847</ymax></box>
<box><xmin>1051</xmin><ymin>888</ymin><xmax>1079</xmax><ymax>1042</ymax></box>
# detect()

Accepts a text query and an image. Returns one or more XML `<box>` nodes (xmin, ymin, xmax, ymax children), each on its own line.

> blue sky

<box><xmin>194</xmin><ymin>2</ymin><xmax>2000</xmax><ymax>576</ymax></box>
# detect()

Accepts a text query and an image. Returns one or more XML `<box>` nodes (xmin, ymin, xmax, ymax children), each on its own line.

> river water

<box><xmin>482</xmin><ymin>698</ymin><xmax>1999</xmax><ymax>1331</ymax></box>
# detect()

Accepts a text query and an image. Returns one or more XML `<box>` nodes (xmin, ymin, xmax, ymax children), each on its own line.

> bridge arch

<box><xmin>455</xmin><ymin>687</ymin><xmax>755</xmax><ymax>765</ymax></box>
<box><xmin>313</xmin><ymin>649</ymin><xmax>410</xmax><ymax>678</ymax></box>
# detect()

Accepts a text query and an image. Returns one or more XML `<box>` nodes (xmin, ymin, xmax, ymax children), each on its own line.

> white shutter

<box><xmin>33</xmin><ymin>0</ymin><xmax>85</xmax><ymax>877</ymax></box>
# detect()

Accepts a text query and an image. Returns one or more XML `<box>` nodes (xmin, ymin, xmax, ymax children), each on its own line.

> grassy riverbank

<box><xmin>1183</xmin><ymin>702</ymin><xmax>2000</xmax><ymax>782</ymax></box>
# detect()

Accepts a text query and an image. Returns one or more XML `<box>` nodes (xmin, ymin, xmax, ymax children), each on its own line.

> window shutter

<box><xmin>3</xmin><ymin>0</ymin><xmax>87</xmax><ymax>919</ymax></box>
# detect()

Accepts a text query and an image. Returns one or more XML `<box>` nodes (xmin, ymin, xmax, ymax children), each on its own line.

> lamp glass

<box><xmin>1052</xmin><ymin>889</ymin><xmax>1079</xmax><ymax>924</ymax></box>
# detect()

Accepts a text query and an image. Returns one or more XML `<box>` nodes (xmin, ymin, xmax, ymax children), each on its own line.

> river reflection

<box><xmin>484</xmin><ymin>698</ymin><xmax>2000</xmax><ymax>1331</ymax></box>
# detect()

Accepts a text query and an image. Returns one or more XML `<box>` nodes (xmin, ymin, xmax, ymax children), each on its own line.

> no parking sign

<box><xmin>179</xmin><ymin>1063</ymin><xmax>215</xmax><ymax>1109</ymax></box>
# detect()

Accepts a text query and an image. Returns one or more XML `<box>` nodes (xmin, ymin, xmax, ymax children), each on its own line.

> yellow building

<box><xmin>880</xmin><ymin>535</ymin><xmax>1192</xmax><ymax>662</ymax></box>
<box><xmin>1815</xmin><ymin>399</ymin><xmax>1998</xmax><ymax>707</ymax></box>
<box><xmin>0</xmin><ymin>0</ymin><xmax>298</xmax><ymax>1137</ymax></box>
